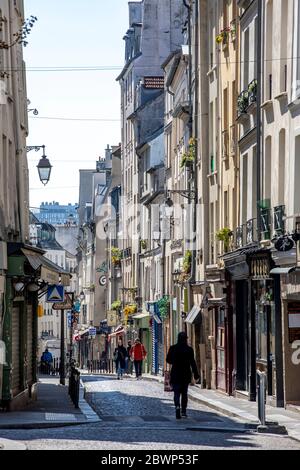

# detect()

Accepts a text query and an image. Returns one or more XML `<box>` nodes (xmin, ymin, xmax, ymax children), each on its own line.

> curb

<box><xmin>0</xmin><ymin>438</ymin><xmax>27</xmax><ymax>450</ymax></box>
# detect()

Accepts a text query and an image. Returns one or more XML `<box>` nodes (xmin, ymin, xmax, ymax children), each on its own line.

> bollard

<box><xmin>257</xmin><ymin>370</ymin><xmax>266</xmax><ymax>427</ymax></box>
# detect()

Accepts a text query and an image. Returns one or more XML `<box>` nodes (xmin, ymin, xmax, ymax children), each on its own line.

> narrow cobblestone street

<box><xmin>1</xmin><ymin>376</ymin><xmax>300</xmax><ymax>450</ymax></box>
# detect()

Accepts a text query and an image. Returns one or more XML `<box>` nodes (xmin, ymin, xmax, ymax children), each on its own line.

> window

<box><xmin>265</xmin><ymin>0</ymin><xmax>273</xmax><ymax>100</ymax></box>
<box><xmin>278</xmin><ymin>130</ymin><xmax>286</xmax><ymax>205</ymax></box>
<box><xmin>264</xmin><ymin>137</ymin><xmax>272</xmax><ymax>200</ymax></box>
<box><xmin>280</xmin><ymin>0</ymin><xmax>288</xmax><ymax>92</ymax></box>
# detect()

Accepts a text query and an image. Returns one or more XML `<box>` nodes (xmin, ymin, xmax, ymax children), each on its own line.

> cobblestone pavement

<box><xmin>1</xmin><ymin>375</ymin><xmax>300</xmax><ymax>450</ymax></box>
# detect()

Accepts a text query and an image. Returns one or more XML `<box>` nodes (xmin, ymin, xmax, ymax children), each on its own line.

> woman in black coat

<box><xmin>167</xmin><ymin>331</ymin><xmax>200</xmax><ymax>419</ymax></box>
<box><xmin>114</xmin><ymin>337</ymin><xmax>127</xmax><ymax>380</ymax></box>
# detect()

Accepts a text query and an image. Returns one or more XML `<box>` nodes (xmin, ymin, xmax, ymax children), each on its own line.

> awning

<box><xmin>270</xmin><ymin>267</ymin><xmax>299</xmax><ymax>275</ymax></box>
<box><xmin>132</xmin><ymin>312</ymin><xmax>150</xmax><ymax>320</ymax></box>
<box><xmin>153</xmin><ymin>314</ymin><xmax>162</xmax><ymax>324</ymax></box>
<box><xmin>108</xmin><ymin>325</ymin><xmax>125</xmax><ymax>338</ymax></box>
<box><xmin>225</xmin><ymin>261</ymin><xmax>249</xmax><ymax>280</ymax></box>
<box><xmin>185</xmin><ymin>305</ymin><xmax>201</xmax><ymax>324</ymax></box>
<box><xmin>207</xmin><ymin>297</ymin><xmax>226</xmax><ymax>306</ymax></box>
<box><xmin>22</xmin><ymin>248</ymin><xmax>70</xmax><ymax>285</ymax></box>
<box><xmin>78</xmin><ymin>328</ymin><xmax>89</xmax><ymax>336</ymax></box>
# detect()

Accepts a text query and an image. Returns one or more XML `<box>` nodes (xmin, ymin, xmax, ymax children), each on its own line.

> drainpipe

<box><xmin>256</xmin><ymin>0</ymin><xmax>262</xmax><ymax>234</ymax></box>
<box><xmin>183</xmin><ymin>0</ymin><xmax>197</xmax><ymax>286</ymax></box>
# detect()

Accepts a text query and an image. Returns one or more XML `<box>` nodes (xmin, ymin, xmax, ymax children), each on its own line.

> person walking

<box><xmin>166</xmin><ymin>332</ymin><xmax>200</xmax><ymax>419</ymax></box>
<box><xmin>130</xmin><ymin>338</ymin><xmax>147</xmax><ymax>380</ymax></box>
<box><xmin>41</xmin><ymin>348</ymin><xmax>53</xmax><ymax>375</ymax></box>
<box><xmin>126</xmin><ymin>340</ymin><xmax>133</xmax><ymax>375</ymax></box>
<box><xmin>114</xmin><ymin>337</ymin><xmax>127</xmax><ymax>380</ymax></box>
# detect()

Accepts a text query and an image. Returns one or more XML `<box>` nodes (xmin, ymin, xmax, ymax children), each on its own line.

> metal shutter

<box><xmin>158</xmin><ymin>323</ymin><xmax>164</xmax><ymax>375</ymax></box>
<box><xmin>11</xmin><ymin>306</ymin><xmax>21</xmax><ymax>397</ymax></box>
<box><xmin>152</xmin><ymin>321</ymin><xmax>158</xmax><ymax>375</ymax></box>
<box><xmin>27</xmin><ymin>305</ymin><xmax>33</xmax><ymax>385</ymax></box>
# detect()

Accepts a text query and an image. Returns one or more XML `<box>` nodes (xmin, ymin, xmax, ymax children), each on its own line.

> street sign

<box><xmin>47</xmin><ymin>285</ymin><xmax>64</xmax><ymax>303</ymax></box>
<box><xmin>89</xmin><ymin>327</ymin><xmax>97</xmax><ymax>337</ymax></box>
<box><xmin>52</xmin><ymin>293</ymin><xmax>73</xmax><ymax>310</ymax></box>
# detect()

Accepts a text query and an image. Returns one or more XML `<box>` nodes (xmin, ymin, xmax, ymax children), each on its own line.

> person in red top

<box><xmin>130</xmin><ymin>338</ymin><xmax>147</xmax><ymax>380</ymax></box>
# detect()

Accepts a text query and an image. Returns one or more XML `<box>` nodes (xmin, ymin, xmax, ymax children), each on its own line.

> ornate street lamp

<box><xmin>27</xmin><ymin>145</ymin><xmax>52</xmax><ymax>186</ymax></box>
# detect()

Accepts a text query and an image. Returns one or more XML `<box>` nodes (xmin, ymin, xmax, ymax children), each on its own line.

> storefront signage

<box><xmin>41</xmin><ymin>266</ymin><xmax>59</xmax><ymax>285</ymax></box>
<box><xmin>288</xmin><ymin>302</ymin><xmax>300</xmax><ymax>343</ymax></box>
<box><xmin>107</xmin><ymin>311</ymin><xmax>117</xmax><ymax>327</ymax></box>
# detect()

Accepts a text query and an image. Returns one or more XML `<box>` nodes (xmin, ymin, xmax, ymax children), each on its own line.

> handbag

<box><xmin>164</xmin><ymin>370</ymin><xmax>173</xmax><ymax>392</ymax></box>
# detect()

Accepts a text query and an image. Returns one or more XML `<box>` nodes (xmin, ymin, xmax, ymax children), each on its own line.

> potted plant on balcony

<box><xmin>216</xmin><ymin>27</ymin><xmax>230</xmax><ymax>46</ymax></box>
<box><xmin>180</xmin><ymin>138</ymin><xmax>196</xmax><ymax>169</ymax></box>
<box><xmin>237</xmin><ymin>91</ymin><xmax>249</xmax><ymax>115</ymax></box>
<box><xmin>140</xmin><ymin>239</ymin><xmax>147</xmax><ymax>250</ymax></box>
<box><xmin>216</xmin><ymin>227</ymin><xmax>233</xmax><ymax>253</ymax></box>
<box><xmin>110</xmin><ymin>247</ymin><xmax>122</xmax><ymax>267</ymax></box>
<box><xmin>248</xmin><ymin>79</ymin><xmax>257</xmax><ymax>103</ymax></box>
<box><xmin>178</xmin><ymin>250</ymin><xmax>192</xmax><ymax>284</ymax></box>
<box><xmin>111</xmin><ymin>300</ymin><xmax>122</xmax><ymax>311</ymax></box>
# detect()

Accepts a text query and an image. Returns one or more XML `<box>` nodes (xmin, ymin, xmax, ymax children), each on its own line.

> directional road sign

<box><xmin>47</xmin><ymin>285</ymin><xmax>64</xmax><ymax>303</ymax></box>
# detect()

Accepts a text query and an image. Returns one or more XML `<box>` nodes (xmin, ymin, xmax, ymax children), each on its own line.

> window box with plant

<box><xmin>140</xmin><ymin>239</ymin><xmax>147</xmax><ymax>250</ymax></box>
<box><xmin>180</xmin><ymin>137</ymin><xmax>196</xmax><ymax>169</ymax></box>
<box><xmin>216</xmin><ymin>227</ymin><xmax>233</xmax><ymax>253</ymax></box>
<box><xmin>110</xmin><ymin>247</ymin><xmax>122</xmax><ymax>266</ymax></box>
<box><xmin>111</xmin><ymin>300</ymin><xmax>122</xmax><ymax>311</ymax></box>
<box><xmin>216</xmin><ymin>27</ymin><xmax>231</xmax><ymax>46</ymax></box>
<box><xmin>237</xmin><ymin>90</ymin><xmax>249</xmax><ymax>116</ymax></box>
<box><xmin>178</xmin><ymin>250</ymin><xmax>192</xmax><ymax>284</ymax></box>
<box><xmin>248</xmin><ymin>79</ymin><xmax>257</xmax><ymax>104</ymax></box>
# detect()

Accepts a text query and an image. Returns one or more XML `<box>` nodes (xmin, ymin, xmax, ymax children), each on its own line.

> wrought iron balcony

<box><xmin>246</xmin><ymin>219</ymin><xmax>257</xmax><ymax>245</ymax></box>
<box><xmin>237</xmin><ymin>90</ymin><xmax>249</xmax><ymax>116</ymax></box>
<box><xmin>258</xmin><ymin>200</ymin><xmax>271</xmax><ymax>240</ymax></box>
<box><xmin>274</xmin><ymin>205</ymin><xmax>285</xmax><ymax>235</ymax></box>
<box><xmin>235</xmin><ymin>225</ymin><xmax>244</xmax><ymax>248</ymax></box>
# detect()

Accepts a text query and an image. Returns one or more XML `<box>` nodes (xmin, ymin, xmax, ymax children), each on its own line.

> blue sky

<box><xmin>24</xmin><ymin>0</ymin><xmax>131</xmax><ymax>208</ymax></box>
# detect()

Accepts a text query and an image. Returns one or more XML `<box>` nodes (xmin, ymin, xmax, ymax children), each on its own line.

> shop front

<box><xmin>1</xmin><ymin>243</ymin><xmax>69</xmax><ymax>410</ymax></box>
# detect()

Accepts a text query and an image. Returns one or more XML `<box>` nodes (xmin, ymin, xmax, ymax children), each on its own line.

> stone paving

<box><xmin>1</xmin><ymin>375</ymin><xmax>300</xmax><ymax>450</ymax></box>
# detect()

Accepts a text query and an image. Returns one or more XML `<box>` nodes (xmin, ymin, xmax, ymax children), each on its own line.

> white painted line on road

<box><xmin>45</xmin><ymin>413</ymin><xmax>77</xmax><ymax>422</ymax></box>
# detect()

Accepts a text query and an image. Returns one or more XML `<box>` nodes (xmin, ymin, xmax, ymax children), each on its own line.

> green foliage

<box><xmin>183</xmin><ymin>250</ymin><xmax>192</xmax><ymax>274</ymax></box>
<box><xmin>180</xmin><ymin>137</ymin><xmax>196</xmax><ymax>168</ymax></box>
<box><xmin>157</xmin><ymin>296</ymin><xmax>170</xmax><ymax>320</ymax></box>
<box><xmin>216</xmin><ymin>228</ymin><xmax>233</xmax><ymax>252</ymax></box>
<box><xmin>111</xmin><ymin>300</ymin><xmax>122</xmax><ymax>311</ymax></box>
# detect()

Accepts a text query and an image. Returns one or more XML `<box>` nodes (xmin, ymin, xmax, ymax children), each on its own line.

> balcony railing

<box><xmin>246</xmin><ymin>218</ymin><xmax>257</xmax><ymax>245</ymax></box>
<box><xmin>237</xmin><ymin>90</ymin><xmax>249</xmax><ymax>116</ymax></box>
<box><xmin>258</xmin><ymin>200</ymin><xmax>271</xmax><ymax>240</ymax></box>
<box><xmin>274</xmin><ymin>205</ymin><xmax>285</xmax><ymax>235</ymax></box>
<box><xmin>235</xmin><ymin>225</ymin><xmax>244</xmax><ymax>248</ymax></box>
<box><xmin>237</xmin><ymin>79</ymin><xmax>258</xmax><ymax>117</ymax></box>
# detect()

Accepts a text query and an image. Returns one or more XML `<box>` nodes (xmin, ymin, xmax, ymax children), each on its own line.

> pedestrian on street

<box><xmin>166</xmin><ymin>331</ymin><xmax>200</xmax><ymax>420</ymax></box>
<box><xmin>130</xmin><ymin>338</ymin><xmax>147</xmax><ymax>380</ymax></box>
<box><xmin>114</xmin><ymin>337</ymin><xmax>127</xmax><ymax>380</ymax></box>
<box><xmin>126</xmin><ymin>340</ymin><xmax>133</xmax><ymax>375</ymax></box>
<box><xmin>41</xmin><ymin>348</ymin><xmax>53</xmax><ymax>375</ymax></box>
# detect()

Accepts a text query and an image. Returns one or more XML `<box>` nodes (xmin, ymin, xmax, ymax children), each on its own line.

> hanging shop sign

<box><xmin>107</xmin><ymin>311</ymin><xmax>117</xmax><ymax>327</ymax></box>
<box><xmin>275</xmin><ymin>236</ymin><xmax>294</xmax><ymax>252</ymax></box>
